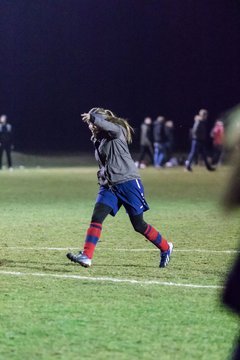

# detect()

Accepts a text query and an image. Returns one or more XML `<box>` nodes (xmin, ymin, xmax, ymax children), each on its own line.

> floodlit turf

<box><xmin>0</xmin><ymin>163</ymin><xmax>239</xmax><ymax>359</ymax></box>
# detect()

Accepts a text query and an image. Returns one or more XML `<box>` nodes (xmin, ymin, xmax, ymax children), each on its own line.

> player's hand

<box><xmin>81</xmin><ymin>113</ymin><xmax>90</xmax><ymax>123</ymax></box>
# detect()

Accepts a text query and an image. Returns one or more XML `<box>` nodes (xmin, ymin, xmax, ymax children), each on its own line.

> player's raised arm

<box><xmin>82</xmin><ymin>111</ymin><xmax>121</xmax><ymax>139</ymax></box>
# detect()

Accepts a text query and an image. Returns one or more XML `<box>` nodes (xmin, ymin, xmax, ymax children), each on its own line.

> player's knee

<box><xmin>91</xmin><ymin>203</ymin><xmax>112</xmax><ymax>224</ymax></box>
<box><xmin>132</xmin><ymin>219</ymin><xmax>147</xmax><ymax>234</ymax></box>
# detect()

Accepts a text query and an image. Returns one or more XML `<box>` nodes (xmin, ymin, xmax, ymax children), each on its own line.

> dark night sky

<box><xmin>0</xmin><ymin>0</ymin><xmax>240</xmax><ymax>152</ymax></box>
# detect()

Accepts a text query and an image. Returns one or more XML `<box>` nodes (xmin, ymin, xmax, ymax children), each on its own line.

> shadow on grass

<box><xmin>0</xmin><ymin>258</ymin><xmax>153</xmax><ymax>271</ymax></box>
<box><xmin>0</xmin><ymin>259</ymin><xmax>75</xmax><ymax>273</ymax></box>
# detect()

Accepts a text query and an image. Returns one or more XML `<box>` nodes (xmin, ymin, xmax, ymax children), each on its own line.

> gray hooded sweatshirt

<box><xmin>89</xmin><ymin>113</ymin><xmax>140</xmax><ymax>186</ymax></box>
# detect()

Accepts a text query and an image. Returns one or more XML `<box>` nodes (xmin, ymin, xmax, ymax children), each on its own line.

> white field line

<box><xmin>0</xmin><ymin>270</ymin><xmax>223</xmax><ymax>289</ymax></box>
<box><xmin>0</xmin><ymin>246</ymin><xmax>239</xmax><ymax>254</ymax></box>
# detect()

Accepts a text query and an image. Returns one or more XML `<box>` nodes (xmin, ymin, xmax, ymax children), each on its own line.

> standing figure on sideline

<box><xmin>185</xmin><ymin>109</ymin><xmax>215</xmax><ymax>172</ymax></box>
<box><xmin>153</xmin><ymin>115</ymin><xmax>166</xmax><ymax>168</ymax></box>
<box><xmin>164</xmin><ymin>120</ymin><xmax>175</xmax><ymax>165</ymax></box>
<box><xmin>137</xmin><ymin>116</ymin><xmax>153</xmax><ymax>168</ymax></box>
<box><xmin>67</xmin><ymin>108</ymin><xmax>173</xmax><ymax>268</ymax></box>
<box><xmin>0</xmin><ymin>114</ymin><xmax>13</xmax><ymax>170</ymax></box>
<box><xmin>210</xmin><ymin>119</ymin><xmax>224</xmax><ymax>166</ymax></box>
<box><xmin>189</xmin><ymin>115</ymin><xmax>199</xmax><ymax>165</ymax></box>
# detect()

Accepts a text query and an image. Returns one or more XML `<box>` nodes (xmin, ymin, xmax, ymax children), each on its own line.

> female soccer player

<box><xmin>67</xmin><ymin>108</ymin><xmax>173</xmax><ymax>268</ymax></box>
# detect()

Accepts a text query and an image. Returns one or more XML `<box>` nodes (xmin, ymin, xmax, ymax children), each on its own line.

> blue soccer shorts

<box><xmin>95</xmin><ymin>178</ymin><xmax>150</xmax><ymax>217</ymax></box>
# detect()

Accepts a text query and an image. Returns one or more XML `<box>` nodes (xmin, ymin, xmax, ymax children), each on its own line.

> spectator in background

<box><xmin>185</xmin><ymin>110</ymin><xmax>215</xmax><ymax>172</ymax></box>
<box><xmin>189</xmin><ymin>115</ymin><xmax>199</xmax><ymax>165</ymax></box>
<box><xmin>164</xmin><ymin>120</ymin><xmax>175</xmax><ymax>166</ymax></box>
<box><xmin>153</xmin><ymin>115</ymin><xmax>166</xmax><ymax>168</ymax></box>
<box><xmin>136</xmin><ymin>117</ymin><xmax>153</xmax><ymax>168</ymax></box>
<box><xmin>210</xmin><ymin>119</ymin><xmax>225</xmax><ymax>166</ymax></box>
<box><xmin>0</xmin><ymin>114</ymin><xmax>13</xmax><ymax>170</ymax></box>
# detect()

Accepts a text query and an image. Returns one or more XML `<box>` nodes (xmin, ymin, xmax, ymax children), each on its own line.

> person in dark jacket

<box><xmin>185</xmin><ymin>110</ymin><xmax>215</xmax><ymax>172</ymax></box>
<box><xmin>67</xmin><ymin>108</ymin><xmax>173</xmax><ymax>268</ymax></box>
<box><xmin>153</xmin><ymin>116</ymin><xmax>166</xmax><ymax>168</ymax></box>
<box><xmin>137</xmin><ymin>117</ymin><xmax>153</xmax><ymax>168</ymax></box>
<box><xmin>0</xmin><ymin>114</ymin><xmax>13</xmax><ymax>170</ymax></box>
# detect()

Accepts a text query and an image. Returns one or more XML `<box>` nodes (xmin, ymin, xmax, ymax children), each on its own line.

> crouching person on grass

<box><xmin>67</xmin><ymin>107</ymin><xmax>173</xmax><ymax>268</ymax></box>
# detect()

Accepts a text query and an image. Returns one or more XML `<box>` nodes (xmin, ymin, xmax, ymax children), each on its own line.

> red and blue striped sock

<box><xmin>83</xmin><ymin>222</ymin><xmax>102</xmax><ymax>259</ymax></box>
<box><xmin>144</xmin><ymin>224</ymin><xmax>169</xmax><ymax>252</ymax></box>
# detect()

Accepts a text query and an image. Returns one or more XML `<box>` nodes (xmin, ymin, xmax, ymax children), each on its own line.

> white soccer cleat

<box><xmin>160</xmin><ymin>242</ymin><xmax>173</xmax><ymax>268</ymax></box>
<box><xmin>66</xmin><ymin>251</ymin><xmax>92</xmax><ymax>268</ymax></box>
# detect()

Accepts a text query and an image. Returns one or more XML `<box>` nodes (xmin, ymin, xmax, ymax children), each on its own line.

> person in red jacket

<box><xmin>210</xmin><ymin>119</ymin><xmax>224</xmax><ymax>166</ymax></box>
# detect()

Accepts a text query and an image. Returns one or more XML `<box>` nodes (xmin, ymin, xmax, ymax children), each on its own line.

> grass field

<box><xmin>0</xmin><ymin>157</ymin><xmax>239</xmax><ymax>359</ymax></box>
